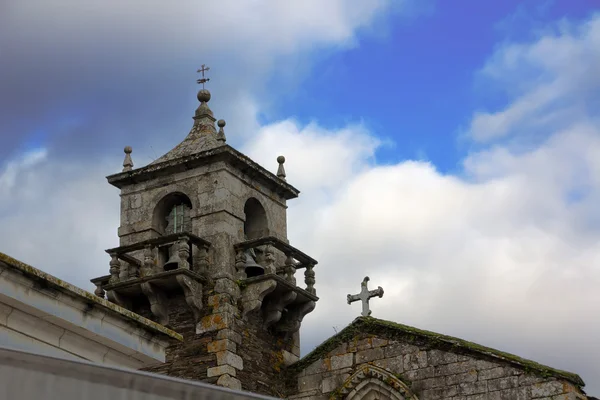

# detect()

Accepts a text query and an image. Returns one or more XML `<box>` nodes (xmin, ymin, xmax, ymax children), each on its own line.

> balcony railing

<box><xmin>233</xmin><ymin>236</ymin><xmax>316</xmax><ymax>295</ymax></box>
<box><xmin>105</xmin><ymin>233</ymin><xmax>211</xmax><ymax>285</ymax></box>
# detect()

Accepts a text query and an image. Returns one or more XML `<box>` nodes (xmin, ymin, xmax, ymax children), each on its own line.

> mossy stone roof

<box><xmin>290</xmin><ymin>316</ymin><xmax>584</xmax><ymax>387</ymax></box>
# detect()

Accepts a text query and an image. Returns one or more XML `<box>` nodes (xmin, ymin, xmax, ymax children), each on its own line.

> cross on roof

<box><xmin>347</xmin><ymin>276</ymin><xmax>384</xmax><ymax>317</ymax></box>
<box><xmin>197</xmin><ymin>64</ymin><xmax>210</xmax><ymax>88</ymax></box>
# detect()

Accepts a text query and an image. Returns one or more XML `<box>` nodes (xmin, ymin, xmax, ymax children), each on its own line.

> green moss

<box><xmin>394</xmin><ymin>373</ymin><xmax>412</xmax><ymax>388</ymax></box>
<box><xmin>235</xmin><ymin>280</ymin><xmax>248</xmax><ymax>291</ymax></box>
<box><xmin>287</xmin><ymin>316</ymin><xmax>584</xmax><ymax>388</ymax></box>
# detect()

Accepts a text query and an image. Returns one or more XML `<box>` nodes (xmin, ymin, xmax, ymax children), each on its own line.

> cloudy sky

<box><xmin>1</xmin><ymin>0</ymin><xmax>599</xmax><ymax>394</ymax></box>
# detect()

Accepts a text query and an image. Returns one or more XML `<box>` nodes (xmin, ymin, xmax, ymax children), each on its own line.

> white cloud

<box><xmin>0</xmin><ymin>149</ymin><xmax>48</xmax><ymax>200</ymax></box>
<box><xmin>2</xmin><ymin>0</ymin><xmax>393</xmax><ymax>65</ymax></box>
<box><xmin>244</xmin><ymin>14</ymin><xmax>600</xmax><ymax>393</ymax></box>
<box><xmin>1</xmin><ymin>4</ymin><xmax>599</xmax><ymax>396</ymax></box>
<box><xmin>468</xmin><ymin>13</ymin><xmax>600</xmax><ymax>142</ymax></box>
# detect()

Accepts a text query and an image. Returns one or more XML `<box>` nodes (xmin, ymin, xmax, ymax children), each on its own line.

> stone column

<box><xmin>198</xmin><ymin>271</ymin><xmax>243</xmax><ymax>390</ymax></box>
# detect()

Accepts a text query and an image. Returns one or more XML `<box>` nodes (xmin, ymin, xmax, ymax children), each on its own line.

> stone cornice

<box><xmin>0</xmin><ymin>252</ymin><xmax>182</xmax><ymax>342</ymax></box>
<box><xmin>106</xmin><ymin>145</ymin><xmax>300</xmax><ymax>200</ymax></box>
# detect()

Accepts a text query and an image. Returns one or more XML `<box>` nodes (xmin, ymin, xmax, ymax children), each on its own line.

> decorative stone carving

<box><xmin>235</xmin><ymin>249</ymin><xmax>247</xmax><ymax>279</ymax></box>
<box><xmin>263</xmin><ymin>244</ymin><xmax>276</xmax><ymax>274</ymax></box>
<box><xmin>109</xmin><ymin>254</ymin><xmax>121</xmax><ymax>284</ymax></box>
<box><xmin>304</xmin><ymin>263</ymin><xmax>316</xmax><ymax>295</ymax></box>
<box><xmin>347</xmin><ymin>276</ymin><xmax>384</xmax><ymax>317</ymax></box>
<box><xmin>93</xmin><ymin>283</ymin><xmax>105</xmax><ymax>299</ymax></box>
<box><xmin>284</xmin><ymin>253</ymin><xmax>296</xmax><ymax>285</ymax></box>
<box><xmin>140</xmin><ymin>245</ymin><xmax>155</xmax><ymax>277</ymax></box>
<box><xmin>140</xmin><ymin>282</ymin><xmax>169</xmax><ymax>326</ymax></box>
<box><xmin>263</xmin><ymin>290</ymin><xmax>297</xmax><ymax>328</ymax></box>
<box><xmin>124</xmin><ymin>262</ymin><xmax>139</xmax><ymax>280</ymax></box>
<box><xmin>276</xmin><ymin>155</ymin><xmax>286</xmax><ymax>181</ymax></box>
<box><xmin>333</xmin><ymin>365</ymin><xmax>418</xmax><ymax>400</ymax></box>
<box><xmin>275</xmin><ymin>300</ymin><xmax>315</xmax><ymax>334</ymax></box>
<box><xmin>176</xmin><ymin>275</ymin><xmax>203</xmax><ymax>322</ymax></box>
<box><xmin>177</xmin><ymin>238</ymin><xmax>190</xmax><ymax>269</ymax></box>
<box><xmin>106</xmin><ymin>290</ymin><xmax>132</xmax><ymax>309</ymax></box>
<box><xmin>122</xmin><ymin>146</ymin><xmax>134</xmax><ymax>172</ymax></box>
<box><xmin>195</xmin><ymin>245</ymin><xmax>209</xmax><ymax>274</ymax></box>
<box><xmin>241</xmin><ymin>280</ymin><xmax>277</xmax><ymax>318</ymax></box>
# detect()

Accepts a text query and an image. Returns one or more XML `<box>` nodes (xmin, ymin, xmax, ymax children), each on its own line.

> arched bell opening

<box><xmin>243</xmin><ymin>197</ymin><xmax>269</xmax><ymax>277</ymax></box>
<box><xmin>152</xmin><ymin>192</ymin><xmax>193</xmax><ymax>271</ymax></box>
<box><xmin>153</xmin><ymin>192</ymin><xmax>193</xmax><ymax>235</ymax></box>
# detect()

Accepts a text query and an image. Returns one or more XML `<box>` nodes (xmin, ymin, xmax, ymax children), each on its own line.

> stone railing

<box><xmin>105</xmin><ymin>233</ymin><xmax>211</xmax><ymax>285</ymax></box>
<box><xmin>233</xmin><ymin>236</ymin><xmax>317</xmax><ymax>295</ymax></box>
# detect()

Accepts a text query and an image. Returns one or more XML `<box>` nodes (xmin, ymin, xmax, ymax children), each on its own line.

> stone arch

<box><xmin>334</xmin><ymin>365</ymin><xmax>418</xmax><ymax>400</ymax></box>
<box><xmin>152</xmin><ymin>192</ymin><xmax>193</xmax><ymax>235</ymax></box>
<box><xmin>243</xmin><ymin>197</ymin><xmax>269</xmax><ymax>240</ymax></box>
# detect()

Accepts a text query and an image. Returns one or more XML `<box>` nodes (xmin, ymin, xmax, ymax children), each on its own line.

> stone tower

<box><xmin>91</xmin><ymin>86</ymin><xmax>318</xmax><ymax>396</ymax></box>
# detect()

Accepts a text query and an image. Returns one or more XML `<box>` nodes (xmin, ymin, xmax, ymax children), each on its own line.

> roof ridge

<box><xmin>289</xmin><ymin>316</ymin><xmax>584</xmax><ymax>387</ymax></box>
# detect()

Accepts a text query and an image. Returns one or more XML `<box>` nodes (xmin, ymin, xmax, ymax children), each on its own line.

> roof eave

<box><xmin>106</xmin><ymin>146</ymin><xmax>300</xmax><ymax>200</ymax></box>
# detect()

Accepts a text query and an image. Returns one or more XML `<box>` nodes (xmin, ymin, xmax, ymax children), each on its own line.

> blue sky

<box><xmin>1</xmin><ymin>0</ymin><xmax>600</xmax><ymax>395</ymax></box>
<box><xmin>267</xmin><ymin>0</ymin><xmax>596</xmax><ymax>172</ymax></box>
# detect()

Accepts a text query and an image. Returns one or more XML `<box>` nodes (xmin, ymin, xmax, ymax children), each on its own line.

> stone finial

<box><xmin>217</xmin><ymin>119</ymin><xmax>227</xmax><ymax>143</ymax></box>
<box><xmin>197</xmin><ymin>89</ymin><xmax>211</xmax><ymax>103</ymax></box>
<box><xmin>122</xmin><ymin>146</ymin><xmax>133</xmax><ymax>172</ymax></box>
<box><xmin>277</xmin><ymin>155</ymin><xmax>286</xmax><ymax>181</ymax></box>
<box><xmin>347</xmin><ymin>276</ymin><xmax>384</xmax><ymax>317</ymax></box>
<box><xmin>194</xmin><ymin>89</ymin><xmax>214</xmax><ymax>120</ymax></box>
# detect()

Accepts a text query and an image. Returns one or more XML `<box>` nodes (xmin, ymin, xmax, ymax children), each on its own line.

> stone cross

<box><xmin>347</xmin><ymin>276</ymin><xmax>384</xmax><ymax>317</ymax></box>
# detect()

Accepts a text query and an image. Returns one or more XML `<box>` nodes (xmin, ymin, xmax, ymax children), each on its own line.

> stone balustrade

<box><xmin>105</xmin><ymin>233</ymin><xmax>211</xmax><ymax>285</ymax></box>
<box><xmin>233</xmin><ymin>236</ymin><xmax>317</xmax><ymax>295</ymax></box>
<box><xmin>92</xmin><ymin>233</ymin><xmax>211</xmax><ymax>327</ymax></box>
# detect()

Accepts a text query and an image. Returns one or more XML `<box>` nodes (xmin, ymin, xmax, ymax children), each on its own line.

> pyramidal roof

<box><xmin>151</xmin><ymin>88</ymin><xmax>225</xmax><ymax>164</ymax></box>
<box><xmin>106</xmin><ymin>87</ymin><xmax>300</xmax><ymax>200</ymax></box>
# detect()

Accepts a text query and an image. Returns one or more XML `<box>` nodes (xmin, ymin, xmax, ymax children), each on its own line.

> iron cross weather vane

<box><xmin>347</xmin><ymin>277</ymin><xmax>384</xmax><ymax>317</ymax></box>
<box><xmin>197</xmin><ymin>64</ymin><xmax>210</xmax><ymax>88</ymax></box>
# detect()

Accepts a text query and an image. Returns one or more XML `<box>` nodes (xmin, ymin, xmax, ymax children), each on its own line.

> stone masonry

<box><xmin>286</xmin><ymin>317</ymin><xmax>588</xmax><ymax>400</ymax></box>
<box><xmin>92</xmin><ymin>86</ymin><xmax>318</xmax><ymax>396</ymax></box>
<box><xmin>87</xmin><ymin>80</ymin><xmax>592</xmax><ymax>399</ymax></box>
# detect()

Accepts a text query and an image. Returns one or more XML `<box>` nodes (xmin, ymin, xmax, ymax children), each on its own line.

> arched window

<box><xmin>165</xmin><ymin>203</ymin><xmax>191</xmax><ymax>234</ymax></box>
<box><xmin>244</xmin><ymin>198</ymin><xmax>268</xmax><ymax>240</ymax></box>
<box><xmin>153</xmin><ymin>192</ymin><xmax>193</xmax><ymax>235</ymax></box>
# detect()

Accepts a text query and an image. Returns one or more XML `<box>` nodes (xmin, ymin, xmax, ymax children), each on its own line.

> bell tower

<box><xmin>90</xmin><ymin>73</ymin><xmax>318</xmax><ymax>396</ymax></box>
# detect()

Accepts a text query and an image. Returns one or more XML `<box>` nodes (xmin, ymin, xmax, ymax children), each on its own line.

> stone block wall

<box><xmin>139</xmin><ymin>295</ymin><xmax>219</xmax><ymax>384</ymax></box>
<box><xmin>117</xmin><ymin>163</ymin><xmax>289</xmax><ymax>248</ymax></box>
<box><xmin>234</xmin><ymin>310</ymin><xmax>300</xmax><ymax>397</ymax></box>
<box><xmin>140</xmin><ymin>277</ymin><xmax>301</xmax><ymax>396</ymax></box>
<box><xmin>290</xmin><ymin>334</ymin><xmax>588</xmax><ymax>400</ymax></box>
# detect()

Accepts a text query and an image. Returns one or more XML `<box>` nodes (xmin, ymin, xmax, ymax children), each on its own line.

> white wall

<box><xmin>0</xmin><ymin>255</ymin><xmax>177</xmax><ymax>368</ymax></box>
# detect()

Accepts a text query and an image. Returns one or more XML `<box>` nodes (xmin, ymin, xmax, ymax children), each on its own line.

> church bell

<box><xmin>163</xmin><ymin>244</ymin><xmax>181</xmax><ymax>271</ymax></box>
<box><xmin>244</xmin><ymin>251</ymin><xmax>264</xmax><ymax>278</ymax></box>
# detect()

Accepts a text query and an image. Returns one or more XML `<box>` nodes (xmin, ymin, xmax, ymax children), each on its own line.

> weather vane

<box><xmin>197</xmin><ymin>64</ymin><xmax>210</xmax><ymax>89</ymax></box>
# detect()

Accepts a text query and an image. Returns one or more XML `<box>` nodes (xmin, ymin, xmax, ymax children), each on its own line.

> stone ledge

<box><xmin>106</xmin><ymin>144</ymin><xmax>300</xmax><ymax>201</ymax></box>
<box><xmin>216</xmin><ymin>350</ymin><xmax>243</xmax><ymax>370</ymax></box>
<box><xmin>0</xmin><ymin>253</ymin><xmax>182</xmax><ymax>343</ymax></box>
<box><xmin>207</xmin><ymin>365</ymin><xmax>237</xmax><ymax>378</ymax></box>
<box><xmin>216</xmin><ymin>373</ymin><xmax>242</xmax><ymax>391</ymax></box>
